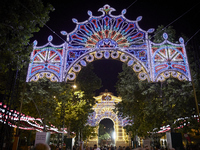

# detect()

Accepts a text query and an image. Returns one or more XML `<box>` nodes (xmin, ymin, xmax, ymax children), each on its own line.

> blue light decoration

<box><xmin>26</xmin><ymin>4</ymin><xmax>191</xmax><ymax>83</ymax></box>
<box><xmin>150</xmin><ymin>33</ymin><xmax>191</xmax><ymax>82</ymax></box>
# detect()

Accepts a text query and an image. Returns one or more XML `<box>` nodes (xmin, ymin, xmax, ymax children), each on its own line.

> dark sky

<box><xmin>32</xmin><ymin>0</ymin><xmax>200</xmax><ymax>96</ymax></box>
<box><xmin>100</xmin><ymin>118</ymin><xmax>114</xmax><ymax>128</ymax></box>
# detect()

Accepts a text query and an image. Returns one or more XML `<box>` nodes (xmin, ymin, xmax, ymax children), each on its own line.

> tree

<box><xmin>0</xmin><ymin>0</ymin><xmax>53</xmax><ymax>147</ymax></box>
<box><xmin>116</xmin><ymin>63</ymin><xmax>151</xmax><ymax>137</ymax></box>
<box><xmin>152</xmin><ymin>25</ymin><xmax>176</xmax><ymax>43</ymax></box>
<box><xmin>99</xmin><ymin>124</ymin><xmax>106</xmax><ymax>136</ymax></box>
<box><xmin>0</xmin><ymin>0</ymin><xmax>53</xmax><ymax>100</ymax></box>
<box><xmin>57</xmin><ymin>91</ymin><xmax>89</xmax><ymax>138</ymax></box>
<box><xmin>81</xmin><ymin>125</ymin><xmax>97</xmax><ymax>143</ymax></box>
<box><xmin>116</xmin><ymin>63</ymin><xmax>196</xmax><ymax>137</ymax></box>
<box><xmin>99</xmin><ymin>132</ymin><xmax>111</xmax><ymax>141</ymax></box>
<box><xmin>76</xmin><ymin>63</ymin><xmax>102</xmax><ymax>105</ymax></box>
<box><xmin>0</xmin><ymin>0</ymin><xmax>53</xmax><ymax>73</ymax></box>
<box><xmin>24</xmin><ymin>78</ymin><xmax>72</xmax><ymax>131</ymax></box>
<box><xmin>69</xmin><ymin>63</ymin><xmax>102</xmax><ymax>143</ymax></box>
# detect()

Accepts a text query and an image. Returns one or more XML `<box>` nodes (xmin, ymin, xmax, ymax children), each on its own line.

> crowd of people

<box><xmin>33</xmin><ymin>142</ymin><xmax>200</xmax><ymax>150</ymax></box>
<box><xmin>72</xmin><ymin>144</ymin><xmax>146</xmax><ymax>150</ymax></box>
<box><xmin>33</xmin><ymin>143</ymin><xmax>141</xmax><ymax>150</ymax></box>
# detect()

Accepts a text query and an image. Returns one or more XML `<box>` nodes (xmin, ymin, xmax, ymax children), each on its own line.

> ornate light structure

<box><xmin>87</xmin><ymin>91</ymin><xmax>131</xmax><ymax>147</ymax></box>
<box><xmin>26</xmin><ymin>4</ymin><xmax>191</xmax><ymax>83</ymax></box>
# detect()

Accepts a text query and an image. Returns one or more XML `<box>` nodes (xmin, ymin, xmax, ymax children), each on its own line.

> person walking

<box><xmin>93</xmin><ymin>144</ymin><xmax>100</xmax><ymax>150</ymax></box>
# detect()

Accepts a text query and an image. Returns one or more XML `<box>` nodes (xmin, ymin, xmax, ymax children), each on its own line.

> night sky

<box><xmin>32</xmin><ymin>0</ymin><xmax>200</xmax><ymax>96</ymax></box>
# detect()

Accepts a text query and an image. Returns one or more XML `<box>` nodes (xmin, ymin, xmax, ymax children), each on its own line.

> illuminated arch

<box><xmin>97</xmin><ymin>117</ymin><xmax>116</xmax><ymax>126</ymax></box>
<box><xmin>26</xmin><ymin>5</ymin><xmax>191</xmax><ymax>83</ymax></box>
<box><xmin>87</xmin><ymin>92</ymin><xmax>131</xmax><ymax>147</ymax></box>
<box><xmin>150</xmin><ymin>33</ymin><xmax>191</xmax><ymax>82</ymax></box>
<box><xmin>26</xmin><ymin>36</ymin><xmax>65</xmax><ymax>82</ymax></box>
<box><xmin>65</xmin><ymin>49</ymin><xmax>150</xmax><ymax>82</ymax></box>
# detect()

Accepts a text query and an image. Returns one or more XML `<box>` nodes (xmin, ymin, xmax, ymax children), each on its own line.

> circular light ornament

<box><xmin>67</xmin><ymin>72</ymin><xmax>76</xmax><ymax>81</ymax></box>
<box><xmin>46</xmin><ymin>72</ymin><xmax>51</xmax><ymax>78</ymax></box>
<box><xmin>122</xmin><ymin>9</ymin><xmax>126</xmax><ymax>15</ymax></box>
<box><xmin>33</xmin><ymin>40</ymin><xmax>38</xmax><ymax>46</ymax></box>
<box><xmin>120</xmin><ymin>54</ymin><xmax>128</xmax><ymax>62</ymax></box>
<box><xmin>95</xmin><ymin>51</ymin><xmax>103</xmax><ymax>59</ymax></box>
<box><xmin>111</xmin><ymin>51</ymin><xmax>119</xmax><ymax>59</ymax></box>
<box><xmin>136</xmin><ymin>16</ymin><xmax>142</xmax><ymax>21</ymax></box>
<box><xmin>178</xmin><ymin>74</ymin><xmax>186</xmax><ymax>81</ymax></box>
<box><xmin>39</xmin><ymin>72</ymin><xmax>44</xmax><ymax>78</ymax></box>
<box><xmin>138</xmin><ymin>72</ymin><xmax>147</xmax><ymax>81</ymax></box>
<box><xmin>156</xmin><ymin>75</ymin><xmax>165</xmax><ymax>82</ymax></box>
<box><xmin>30</xmin><ymin>76</ymin><xmax>39</xmax><ymax>82</ymax></box>
<box><xmin>88</xmin><ymin>10</ymin><xmax>92</xmax><ymax>16</ymax></box>
<box><xmin>48</xmin><ymin>35</ymin><xmax>53</xmax><ymax>42</ymax></box>
<box><xmin>147</xmin><ymin>28</ymin><xmax>155</xmax><ymax>33</ymax></box>
<box><xmin>163</xmin><ymin>71</ymin><xmax>170</xmax><ymax>78</ymax></box>
<box><xmin>61</xmin><ymin>31</ymin><xmax>68</xmax><ymax>35</ymax></box>
<box><xmin>73</xmin><ymin>64</ymin><xmax>81</xmax><ymax>72</ymax></box>
<box><xmin>86</xmin><ymin>54</ymin><xmax>94</xmax><ymax>62</ymax></box>
<box><xmin>179</xmin><ymin>37</ymin><xmax>184</xmax><ymax>44</ymax></box>
<box><xmin>133</xmin><ymin>64</ymin><xmax>142</xmax><ymax>72</ymax></box>
<box><xmin>50</xmin><ymin>75</ymin><xmax>58</xmax><ymax>82</ymax></box>
<box><xmin>171</xmin><ymin>71</ymin><xmax>178</xmax><ymax>78</ymax></box>
<box><xmin>163</xmin><ymin>33</ymin><xmax>168</xmax><ymax>40</ymax></box>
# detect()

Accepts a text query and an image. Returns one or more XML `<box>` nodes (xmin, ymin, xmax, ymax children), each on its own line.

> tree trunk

<box><xmin>43</xmin><ymin>119</ymin><xmax>46</xmax><ymax>132</ymax></box>
<box><xmin>67</xmin><ymin>123</ymin><xmax>71</xmax><ymax>138</ymax></box>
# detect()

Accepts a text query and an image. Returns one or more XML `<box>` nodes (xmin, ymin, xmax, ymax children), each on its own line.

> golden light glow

<box><xmin>72</xmin><ymin>84</ymin><xmax>77</xmax><ymax>89</ymax></box>
<box><xmin>87</xmin><ymin>92</ymin><xmax>130</xmax><ymax>147</ymax></box>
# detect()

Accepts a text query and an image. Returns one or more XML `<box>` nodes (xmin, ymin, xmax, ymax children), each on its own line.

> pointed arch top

<box><xmin>63</xmin><ymin>4</ymin><xmax>153</xmax><ymax>49</ymax></box>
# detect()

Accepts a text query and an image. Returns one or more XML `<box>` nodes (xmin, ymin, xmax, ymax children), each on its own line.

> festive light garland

<box><xmin>1</xmin><ymin>101</ymin><xmax>199</xmax><ymax>134</ymax></box>
<box><xmin>0</xmin><ymin>102</ymin><xmax>67</xmax><ymax>133</ymax></box>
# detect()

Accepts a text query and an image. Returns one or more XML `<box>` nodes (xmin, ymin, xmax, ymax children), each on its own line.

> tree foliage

<box><xmin>116</xmin><ymin>63</ymin><xmax>196</xmax><ymax>137</ymax></box>
<box><xmin>0</xmin><ymin>0</ymin><xmax>53</xmax><ymax>72</ymax></box>
<box><xmin>115</xmin><ymin>25</ymin><xmax>200</xmax><ymax>137</ymax></box>
<box><xmin>99</xmin><ymin>132</ymin><xmax>111</xmax><ymax>140</ymax></box>
<box><xmin>23</xmin><ymin>78</ymin><xmax>72</xmax><ymax>131</ymax></box>
<box><xmin>81</xmin><ymin>125</ymin><xmax>97</xmax><ymax>141</ymax></box>
<box><xmin>0</xmin><ymin>0</ymin><xmax>54</xmax><ymax>112</ymax></box>
<box><xmin>76</xmin><ymin>63</ymin><xmax>102</xmax><ymax>105</ymax></box>
<box><xmin>0</xmin><ymin>0</ymin><xmax>53</xmax><ymax>147</ymax></box>
<box><xmin>68</xmin><ymin>63</ymin><xmax>102</xmax><ymax>140</ymax></box>
<box><xmin>152</xmin><ymin>25</ymin><xmax>176</xmax><ymax>43</ymax></box>
<box><xmin>99</xmin><ymin>124</ymin><xmax>106</xmax><ymax>136</ymax></box>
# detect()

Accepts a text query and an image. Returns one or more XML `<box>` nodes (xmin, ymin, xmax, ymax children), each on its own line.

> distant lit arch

<box><xmin>97</xmin><ymin>117</ymin><xmax>116</xmax><ymax>126</ymax></box>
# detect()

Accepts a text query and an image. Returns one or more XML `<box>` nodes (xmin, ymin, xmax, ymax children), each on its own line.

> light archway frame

<box><xmin>26</xmin><ymin>4</ymin><xmax>191</xmax><ymax>82</ymax></box>
<box><xmin>86</xmin><ymin>92</ymin><xmax>131</xmax><ymax>147</ymax></box>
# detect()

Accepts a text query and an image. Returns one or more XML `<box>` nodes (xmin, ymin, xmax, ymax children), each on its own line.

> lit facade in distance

<box><xmin>87</xmin><ymin>91</ymin><xmax>131</xmax><ymax>147</ymax></box>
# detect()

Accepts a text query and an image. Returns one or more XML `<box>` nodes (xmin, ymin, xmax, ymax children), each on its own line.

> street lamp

<box><xmin>72</xmin><ymin>84</ymin><xmax>77</xmax><ymax>89</ymax></box>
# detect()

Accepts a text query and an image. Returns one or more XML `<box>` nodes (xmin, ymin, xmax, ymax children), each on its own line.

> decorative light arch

<box><xmin>65</xmin><ymin>49</ymin><xmax>150</xmax><ymax>82</ymax></box>
<box><xmin>86</xmin><ymin>92</ymin><xmax>131</xmax><ymax>147</ymax></box>
<box><xmin>26</xmin><ymin>4</ymin><xmax>191</xmax><ymax>83</ymax></box>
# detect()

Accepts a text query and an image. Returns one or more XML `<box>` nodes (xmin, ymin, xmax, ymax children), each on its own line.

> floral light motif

<box><xmin>150</xmin><ymin>33</ymin><xmax>190</xmax><ymax>81</ymax></box>
<box><xmin>68</xmin><ymin>5</ymin><xmax>146</xmax><ymax>48</ymax></box>
<box><xmin>28</xmin><ymin>47</ymin><xmax>63</xmax><ymax>82</ymax></box>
